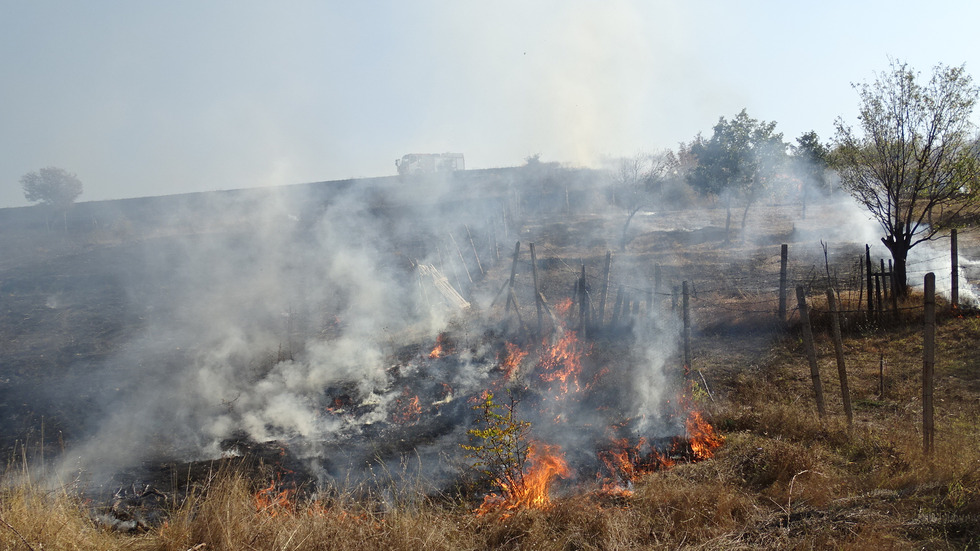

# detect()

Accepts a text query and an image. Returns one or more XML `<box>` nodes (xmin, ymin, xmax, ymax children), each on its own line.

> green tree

<box><xmin>834</xmin><ymin>59</ymin><xmax>980</xmax><ymax>297</ymax></box>
<box><xmin>20</xmin><ymin>167</ymin><xmax>84</xmax><ymax>232</ymax></box>
<box><xmin>461</xmin><ymin>391</ymin><xmax>531</xmax><ymax>493</ymax></box>
<box><xmin>686</xmin><ymin>109</ymin><xmax>787</xmax><ymax>242</ymax></box>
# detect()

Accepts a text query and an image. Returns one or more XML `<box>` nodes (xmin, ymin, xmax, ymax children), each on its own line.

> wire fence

<box><xmin>468</xmin><ymin>237</ymin><xmax>972</xmax><ymax>337</ymax></box>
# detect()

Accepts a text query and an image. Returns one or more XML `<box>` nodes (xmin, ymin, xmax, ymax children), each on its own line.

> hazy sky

<box><xmin>3</xmin><ymin>1</ymin><xmax>980</xmax><ymax>208</ymax></box>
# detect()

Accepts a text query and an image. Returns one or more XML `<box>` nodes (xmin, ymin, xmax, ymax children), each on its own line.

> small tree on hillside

<box><xmin>686</xmin><ymin>109</ymin><xmax>788</xmax><ymax>242</ymax></box>
<box><xmin>613</xmin><ymin>151</ymin><xmax>674</xmax><ymax>251</ymax></box>
<box><xmin>834</xmin><ymin>59</ymin><xmax>980</xmax><ymax>297</ymax></box>
<box><xmin>20</xmin><ymin>167</ymin><xmax>84</xmax><ymax>232</ymax></box>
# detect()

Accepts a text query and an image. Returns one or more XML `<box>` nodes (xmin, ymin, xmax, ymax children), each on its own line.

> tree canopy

<box><xmin>21</xmin><ymin>167</ymin><xmax>83</xmax><ymax>210</ymax></box>
<box><xmin>834</xmin><ymin>59</ymin><xmax>980</xmax><ymax>296</ymax></box>
<box><xmin>20</xmin><ymin>167</ymin><xmax>84</xmax><ymax>232</ymax></box>
<box><xmin>685</xmin><ymin>109</ymin><xmax>788</xmax><ymax>239</ymax></box>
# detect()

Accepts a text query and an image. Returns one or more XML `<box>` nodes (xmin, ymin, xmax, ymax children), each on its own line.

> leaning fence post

<box><xmin>826</xmin><ymin>288</ymin><xmax>852</xmax><ymax>427</ymax></box>
<box><xmin>450</xmin><ymin>232</ymin><xmax>473</xmax><ymax>284</ymax></box>
<box><xmin>464</xmin><ymin>225</ymin><xmax>485</xmax><ymax>277</ymax></box>
<box><xmin>923</xmin><ymin>272</ymin><xmax>936</xmax><ymax>455</ymax></box>
<box><xmin>778</xmin><ymin>244</ymin><xmax>789</xmax><ymax>323</ymax></box>
<box><xmin>797</xmin><ymin>286</ymin><xmax>826</xmax><ymax>417</ymax></box>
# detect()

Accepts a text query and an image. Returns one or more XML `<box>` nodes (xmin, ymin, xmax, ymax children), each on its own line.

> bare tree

<box><xmin>614</xmin><ymin>151</ymin><xmax>673</xmax><ymax>251</ymax></box>
<box><xmin>834</xmin><ymin>59</ymin><xmax>980</xmax><ymax>297</ymax></box>
<box><xmin>20</xmin><ymin>167</ymin><xmax>84</xmax><ymax>232</ymax></box>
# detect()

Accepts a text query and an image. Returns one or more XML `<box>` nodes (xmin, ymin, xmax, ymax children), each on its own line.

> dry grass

<box><xmin>3</xmin><ymin>309</ymin><xmax>979</xmax><ymax>551</ymax></box>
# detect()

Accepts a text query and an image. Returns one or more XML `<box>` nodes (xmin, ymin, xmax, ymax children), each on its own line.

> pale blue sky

<box><xmin>2</xmin><ymin>1</ymin><xmax>979</xmax><ymax>207</ymax></box>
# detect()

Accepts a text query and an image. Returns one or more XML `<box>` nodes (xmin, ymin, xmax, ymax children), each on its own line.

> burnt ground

<box><xmin>0</xmin><ymin>168</ymin><xmax>606</xmax><ymax>496</ymax></box>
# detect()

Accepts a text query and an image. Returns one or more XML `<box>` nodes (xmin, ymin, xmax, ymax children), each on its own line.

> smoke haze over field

<box><xmin>3</xmin><ymin>1</ymin><xmax>980</xmax><ymax>207</ymax></box>
<box><xmin>14</xmin><ymin>161</ymin><xmax>970</xmax><ymax>495</ymax></box>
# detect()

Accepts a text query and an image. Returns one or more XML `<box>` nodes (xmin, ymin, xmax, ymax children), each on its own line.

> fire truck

<box><xmin>395</xmin><ymin>153</ymin><xmax>465</xmax><ymax>176</ymax></box>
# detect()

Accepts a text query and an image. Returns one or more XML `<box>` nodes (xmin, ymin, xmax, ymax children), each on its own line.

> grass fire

<box><xmin>0</xmin><ymin>162</ymin><xmax>979</xmax><ymax>550</ymax></box>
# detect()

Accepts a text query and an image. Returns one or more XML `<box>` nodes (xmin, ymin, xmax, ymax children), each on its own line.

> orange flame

<box><xmin>429</xmin><ymin>332</ymin><xmax>454</xmax><ymax>359</ymax></box>
<box><xmin>595</xmin><ymin>405</ymin><xmax>723</xmax><ymax>494</ymax></box>
<box><xmin>477</xmin><ymin>443</ymin><xmax>571</xmax><ymax>515</ymax></box>
<box><xmin>537</xmin><ymin>331</ymin><xmax>585</xmax><ymax>395</ymax></box>
<box><xmin>554</xmin><ymin>298</ymin><xmax>574</xmax><ymax>317</ymax></box>
<box><xmin>686</xmin><ymin>409</ymin><xmax>724</xmax><ymax>460</ymax></box>
<box><xmin>392</xmin><ymin>387</ymin><xmax>422</xmax><ymax>425</ymax></box>
<box><xmin>501</xmin><ymin>342</ymin><xmax>529</xmax><ymax>380</ymax></box>
<box><xmin>254</xmin><ymin>480</ymin><xmax>295</xmax><ymax>516</ymax></box>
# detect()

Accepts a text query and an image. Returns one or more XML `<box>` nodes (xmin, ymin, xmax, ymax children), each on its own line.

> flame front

<box><xmin>537</xmin><ymin>331</ymin><xmax>585</xmax><ymax>395</ymax></box>
<box><xmin>254</xmin><ymin>480</ymin><xmax>295</xmax><ymax>516</ymax></box>
<box><xmin>501</xmin><ymin>342</ymin><xmax>529</xmax><ymax>380</ymax></box>
<box><xmin>477</xmin><ymin>443</ymin><xmax>571</xmax><ymax>515</ymax></box>
<box><xmin>429</xmin><ymin>332</ymin><xmax>454</xmax><ymax>359</ymax></box>
<box><xmin>686</xmin><ymin>409</ymin><xmax>724</xmax><ymax>460</ymax></box>
<box><xmin>392</xmin><ymin>387</ymin><xmax>422</xmax><ymax>425</ymax></box>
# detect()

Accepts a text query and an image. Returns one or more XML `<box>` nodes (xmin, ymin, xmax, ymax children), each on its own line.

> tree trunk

<box><xmin>723</xmin><ymin>196</ymin><xmax>732</xmax><ymax>244</ymax></box>
<box><xmin>620</xmin><ymin>209</ymin><xmax>638</xmax><ymax>252</ymax></box>
<box><xmin>883</xmin><ymin>237</ymin><xmax>910</xmax><ymax>298</ymax></box>
<box><xmin>740</xmin><ymin>201</ymin><xmax>751</xmax><ymax>242</ymax></box>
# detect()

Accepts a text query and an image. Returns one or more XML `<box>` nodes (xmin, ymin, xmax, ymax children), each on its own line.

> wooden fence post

<box><xmin>653</xmin><ymin>264</ymin><xmax>662</xmax><ymax>311</ymax></box>
<box><xmin>578</xmin><ymin>265</ymin><xmax>589</xmax><ymax>336</ymax></box>
<box><xmin>506</xmin><ymin>242</ymin><xmax>520</xmax><ymax>313</ymax></box>
<box><xmin>858</xmin><ymin>256</ymin><xmax>864</xmax><ymax>315</ymax></box>
<box><xmin>826</xmin><ymin>288</ymin><xmax>853</xmax><ymax>426</ymax></box>
<box><xmin>951</xmin><ymin>229</ymin><xmax>959</xmax><ymax>309</ymax></box>
<box><xmin>875</xmin><ymin>275</ymin><xmax>883</xmax><ymax>324</ymax></box>
<box><xmin>464</xmin><ymin>225</ymin><xmax>484</xmax><ymax>276</ymax></box>
<box><xmin>450</xmin><ymin>232</ymin><xmax>473</xmax><ymax>284</ymax></box>
<box><xmin>923</xmin><ymin>272</ymin><xmax>936</xmax><ymax>455</ymax></box>
<box><xmin>888</xmin><ymin>259</ymin><xmax>898</xmax><ymax>315</ymax></box>
<box><xmin>443</xmin><ymin>243</ymin><xmax>464</xmax><ymax>296</ymax></box>
<box><xmin>611</xmin><ymin>286</ymin><xmax>624</xmax><ymax>328</ymax></box>
<box><xmin>880</xmin><ymin>259</ymin><xmax>888</xmax><ymax>312</ymax></box>
<box><xmin>797</xmin><ymin>286</ymin><xmax>826</xmax><ymax>417</ymax></box>
<box><xmin>778</xmin><ymin>244</ymin><xmax>789</xmax><ymax>323</ymax></box>
<box><xmin>683</xmin><ymin>281</ymin><xmax>692</xmax><ymax>376</ymax></box>
<box><xmin>530</xmin><ymin>243</ymin><xmax>543</xmax><ymax>336</ymax></box>
<box><xmin>866</xmin><ymin>245</ymin><xmax>874</xmax><ymax>317</ymax></box>
<box><xmin>598</xmin><ymin>251</ymin><xmax>611</xmax><ymax>325</ymax></box>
